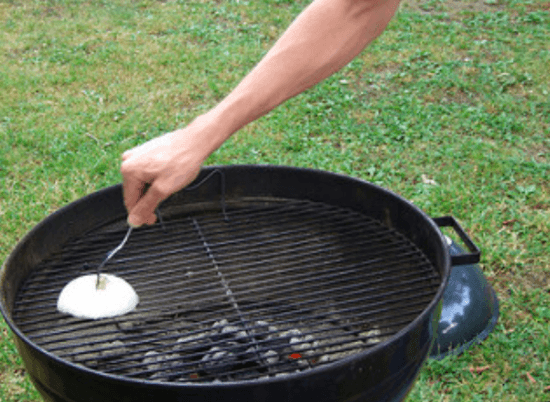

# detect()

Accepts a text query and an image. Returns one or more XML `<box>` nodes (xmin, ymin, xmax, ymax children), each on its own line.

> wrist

<box><xmin>210</xmin><ymin>94</ymin><xmax>253</xmax><ymax>134</ymax></box>
<box><xmin>178</xmin><ymin>109</ymin><xmax>234</xmax><ymax>162</ymax></box>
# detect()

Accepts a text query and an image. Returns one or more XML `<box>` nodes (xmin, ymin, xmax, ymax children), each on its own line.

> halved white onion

<box><xmin>57</xmin><ymin>274</ymin><xmax>139</xmax><ymax>320</ymax></box>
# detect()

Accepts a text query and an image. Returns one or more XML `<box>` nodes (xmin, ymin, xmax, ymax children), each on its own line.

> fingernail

<box><xmin>127</xmin><ymin>216</ymin><xmax>141</xmax><ymax>228</ymax></box>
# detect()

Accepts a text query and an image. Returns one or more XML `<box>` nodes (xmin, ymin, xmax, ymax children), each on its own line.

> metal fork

<box><xmin>95</xmin><ymin>226</ymin><xmax>133</xmax><ymax>289</ymax></box>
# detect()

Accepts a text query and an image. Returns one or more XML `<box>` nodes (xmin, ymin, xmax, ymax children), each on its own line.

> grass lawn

<box><xmin>1</xmin><ymin>0</ymin><xmax>548</xmax><ymax>400</ymax></box>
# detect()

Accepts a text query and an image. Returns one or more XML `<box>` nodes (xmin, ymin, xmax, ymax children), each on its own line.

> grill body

<box><xmin>1</xmin><ymin>165</ymin><xmax>450</xmax><ymax>402</ymax></box>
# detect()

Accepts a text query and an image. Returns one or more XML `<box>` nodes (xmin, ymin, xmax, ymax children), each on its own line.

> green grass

<box><xmin>1</xmin><ymin>0</ymin><xmax>549</xmax><ymax>401</ymax></box>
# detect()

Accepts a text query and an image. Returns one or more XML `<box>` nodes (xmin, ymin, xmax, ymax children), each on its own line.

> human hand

<box><xmin>121</xmin><ymin>115</ymin><xmax>224</xmax><ymax>227</ymax></box>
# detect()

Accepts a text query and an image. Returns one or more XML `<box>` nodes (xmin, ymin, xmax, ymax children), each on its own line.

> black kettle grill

<box><xmin>0</xmin><ymin>165</ymin><xmax>496</xmax><ymax>402</ymax></box>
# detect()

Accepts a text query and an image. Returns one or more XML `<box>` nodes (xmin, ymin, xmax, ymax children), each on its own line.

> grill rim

<box><xmin>0</xmin><ymin>164</ymin><xmax>451</xmax><ymax>401</ymax></box>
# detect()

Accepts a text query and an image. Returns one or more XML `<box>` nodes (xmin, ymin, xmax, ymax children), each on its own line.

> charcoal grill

<box><xmin>0</xmin><ymin>165</ymin><xmax>478</xmax><ymax>402</ymax></box>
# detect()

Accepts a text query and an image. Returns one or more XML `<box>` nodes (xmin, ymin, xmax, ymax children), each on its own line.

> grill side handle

<box><xmin>432</xmin><ymin>216</ymin><xmax>481</xmax><ymax>266</ymax></box>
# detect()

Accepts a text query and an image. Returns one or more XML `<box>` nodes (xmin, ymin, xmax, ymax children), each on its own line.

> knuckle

<box><xmin>150</xmin><ymin>181</ymin><xmax>171</xmax><ymax>200</ymax></box>
<box><xmin>120</xmin><ymin>160</ymin><xmax>133</xmax><ymax>175</ymax></box>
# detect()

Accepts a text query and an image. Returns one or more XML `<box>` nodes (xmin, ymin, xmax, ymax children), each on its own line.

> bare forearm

<box><xmin>120</xmin><ymin>0</ymin><xmax>401</xmax><ymax>226</ymax></box>
<box><xmin>208</xmin><ymin>0</ymin><xmax>401</xmax><ymax>142</ymax></box>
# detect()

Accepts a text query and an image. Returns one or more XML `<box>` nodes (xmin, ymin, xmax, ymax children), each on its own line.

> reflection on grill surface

<box><xmin>13</xmin><ymin>199</ymin><xmax>441</xmax><ymax>383</ymax></box>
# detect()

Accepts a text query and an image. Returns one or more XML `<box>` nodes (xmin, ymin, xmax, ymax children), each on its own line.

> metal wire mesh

<box><xmin>12</xmin><ymin>199</ymin><xmax>440</xmax><ymax>383</ymax></box>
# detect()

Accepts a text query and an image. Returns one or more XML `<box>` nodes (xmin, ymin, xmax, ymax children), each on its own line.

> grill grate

<box><xmin>12</xmin><ymin>199</ymin><xmax>441</xmax><ymax>383</ymax></box>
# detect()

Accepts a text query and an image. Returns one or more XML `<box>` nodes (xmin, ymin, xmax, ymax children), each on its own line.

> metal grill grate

<box><xmin>12</xmin><ymin>199</ymin><xmax>441</xmax><ymax>383</ymax></box>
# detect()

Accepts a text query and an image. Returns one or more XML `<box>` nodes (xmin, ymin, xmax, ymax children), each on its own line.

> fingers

<box><xmin>125</xmin><ymin>169</ymin><xmax>202</xmax><ymax>227</ymax></box>
<box><xmin>121</xmin><ymin>155</ymin><xmax>177</xmax><ymax>227</ymax></box>
<box><xmin>122</xmin><ymin>175</ymin><xmax>143</xmax><ymax>212</ymax></box>
<box><xmin>119</xmin><ymin>123</ymin><xmax>211</xmax><ymax>227</ymax></box>
<box><xmin>121</xmin><ymin>156</ymin><xmax>154</xmax><ymax>227</ymax></box>
<box><xmin>126</xmin><ymin>185</ymin><xmax>164</xmax><ymax>227</ymax></box>
<box><xmin>121</xmin><ymin>158</ymin><xmax>145</xmax><ymax>210</ymax></box>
